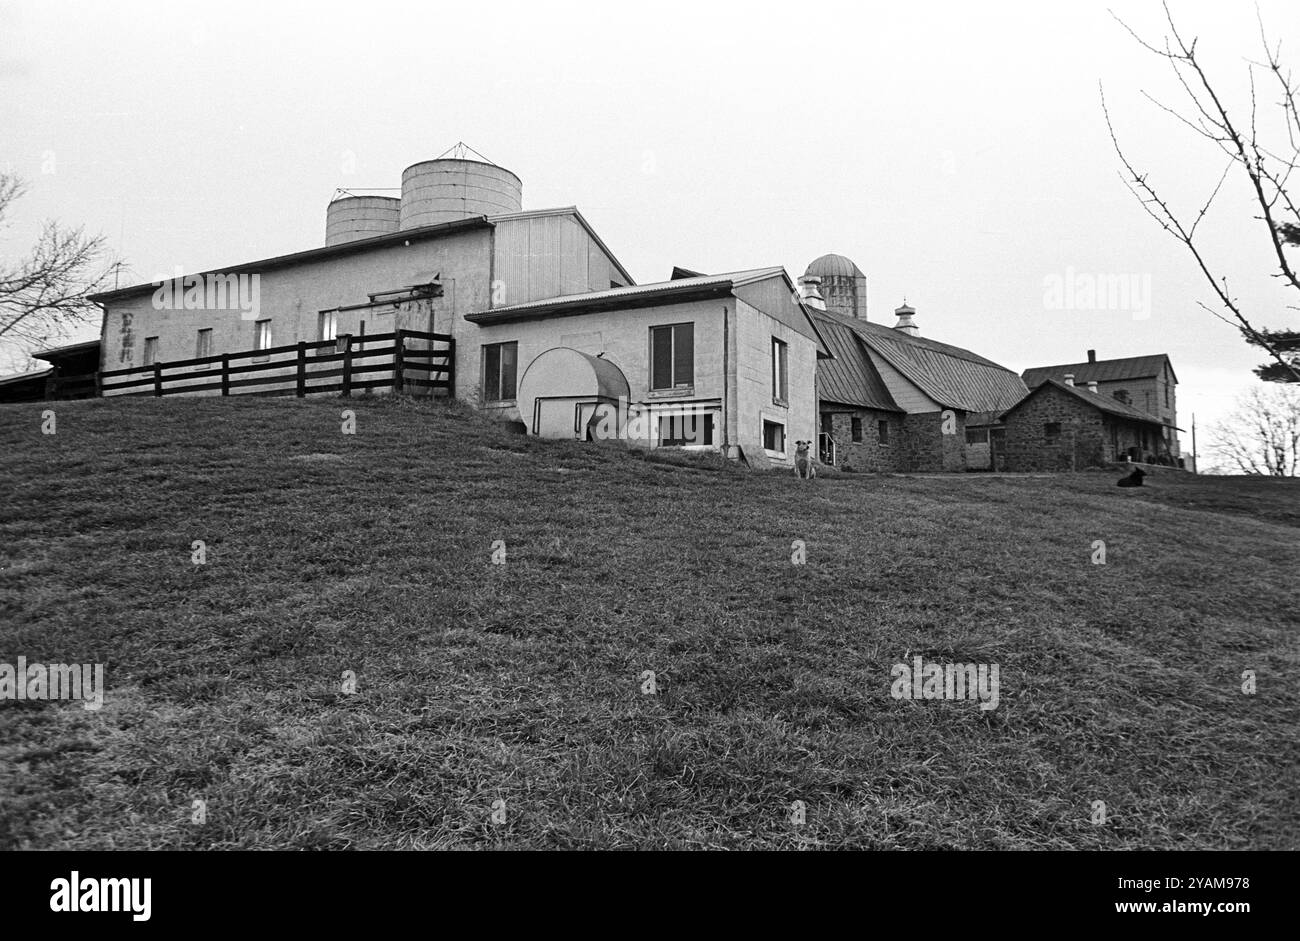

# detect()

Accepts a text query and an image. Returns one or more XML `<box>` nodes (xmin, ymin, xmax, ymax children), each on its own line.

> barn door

<box><xmin>989</xmin><ymin>427</ymin><xmax>1006</xmax><ymax>471</ymax></box>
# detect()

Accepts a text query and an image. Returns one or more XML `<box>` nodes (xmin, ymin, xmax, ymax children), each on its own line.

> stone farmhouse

<box><xmin>1020</xmin><ymin>352</ymin><xmax>1180</xmax><ymax>462</ymax></box>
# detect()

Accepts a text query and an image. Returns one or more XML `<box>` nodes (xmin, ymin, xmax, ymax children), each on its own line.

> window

<box><xmin>771</xmin><ymin>337</ymin><xmax>788</xmax><ymax>403</ymax></box>
<box><xmin>143</xmin><ymin>337</ymin><xmax>159</xmax><ymax>366</ymax></box>
<box><xmin>658</xmin><ymin>412</ymin><xmax>714</xmax><ymax>447</ymax></box>
<box><xmin>318</xmin><ymin>310</ymin><xmax>337</xmax><ymax>343</ymax></box>
<box><xmin>878</xmin><ymin>420</ymin><xmax>890</xmax><ymax>444</ymax></box>
<box><xmin>1112</xmin><ymin>389</ymin><xmax>1130</xmax><ymax>405</ymax></box>
<box><xmin>763</xmin><ymin>419</ymin><xmax>785</xmax><ymax>454</ymax></box>
<box><xmin>1164</xmin><ymin>384</ymin><xmax>1170</xmax><ymax>408</ymax></box>
<box><xmin>253</xmin><ymin>320</ymin><xmax>272</xmax><ymax>362</ymax></box>
<box><xmin>650</xmin><ymin>323</ymin><xmax>693</xmax><ymax>391</ymax></box>
<box><xmin>851</xmin><ymin>417</ymin><xmax>863</xmax><ymax>442</ymax></box>
<box><xmin>482</xmin><ymin>341</ymin><xmax>518</xmax><ymax>403</ymax></box>
<box><xmin>195</xmin><ymin>329</ymin><xmax>212</xmax><ymax>361</ymax></box>
<box><xmin>965</xmin><ymin>428</ymin><xmax>989</xmax><ymax>444</ymax></box>
<box><xmin>1044</xmin><ymin>421</ymin><xmax>1061</xmax><ymax>440</ymax></box>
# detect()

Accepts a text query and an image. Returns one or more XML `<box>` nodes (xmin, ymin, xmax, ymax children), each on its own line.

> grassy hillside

<box><xmin>1</xmin><ymin>396</ymin><xmax>1296</xmax><ymax>850</ymax></box>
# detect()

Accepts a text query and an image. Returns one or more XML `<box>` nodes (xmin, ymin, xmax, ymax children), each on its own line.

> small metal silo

<box><xmin>398</xmin><ymin>157</ymin><xmax>523</xmax><ymax>230</ymax></box>
<box><xmin>325</xmin><ymin>195</ymin><xmax>402</xmax><ymax>246</ymax></box>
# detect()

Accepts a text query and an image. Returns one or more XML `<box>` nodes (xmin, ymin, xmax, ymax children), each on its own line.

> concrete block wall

<box><xmin>465</xmin><ymin>298</ymin><xmax>727</xmax><ymax>423</ymax></box>
<box><xmin>732</xmin><ymin>299</ymin><xmax>818</xmax><ymax>468</ymax></box>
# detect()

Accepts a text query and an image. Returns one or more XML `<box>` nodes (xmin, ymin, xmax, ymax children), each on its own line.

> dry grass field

<box><xmin>1</xmin><ymin>396</ymin><xmax>1296</xmax><ymax>849</ymax></box>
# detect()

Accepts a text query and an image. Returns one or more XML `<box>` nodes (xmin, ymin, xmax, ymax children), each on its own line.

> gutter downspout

<box><xmin>722</xmin><ymin>304</ymin><xmax>729</xmax><ymax>453</ymax></box>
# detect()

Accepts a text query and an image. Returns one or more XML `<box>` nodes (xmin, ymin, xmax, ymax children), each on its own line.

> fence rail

<box><xmin>99</xmin><ymin>329</ymin><xmax>454</xmax><ymax>399</ymax></box>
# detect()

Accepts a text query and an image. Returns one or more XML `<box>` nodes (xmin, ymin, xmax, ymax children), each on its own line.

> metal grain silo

<box><xmin>398</xmin><ymin>158</ymin><xmax>523</xmax><ymax>230</ymax></box>
<box><xmin>325</xmin><ymin>195</ymin><xmax>402</xmax><ymax>246</ymax></box>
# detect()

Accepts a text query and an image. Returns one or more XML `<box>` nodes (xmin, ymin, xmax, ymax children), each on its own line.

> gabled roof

<box><xmin>88</xmin><ymin>206</ymin><xmax>637</xmax><ymax>305</ymax></box>
<box><xmin>487</xmin><ymin>207</ymin><xmax>636</xmax><ymax>286</ymax></box>
<box><xmin>814</xmin><ymin>307</ymin><xmax>1028</xmax><ymax>413</ymax></box>
<box><xmin>1002</xmin><ymin>378</ymin><xmax>1173</xmax><ymax>427</ymax></box>
<box><xmin>811</xmin><ymin>312</ymin><xmax>901</xmax><ymax>412</ymax></box>
<box><xmin>33</xmin><ymin>339</ymin><xmax>101</xmax><ymax>361</ymax></box>
<box><xmin>466</xmin><ymin>267</ymin><xmax>781</xmax><ymax>322</ymax></box>
<box><xmin>1022</xmin><ymin>354</ymin><xmax>1176</xmax><ymax>387</ymax></box>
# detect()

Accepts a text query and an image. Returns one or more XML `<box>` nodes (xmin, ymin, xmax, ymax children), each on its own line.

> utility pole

<box><xmin>1191</xmin><ymin>413</ymin><xmax>1197</xmax><ymax>474</ymax></box>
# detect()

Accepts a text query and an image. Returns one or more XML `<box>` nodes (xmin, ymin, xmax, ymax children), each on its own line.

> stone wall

<box><xmin>900</xmin><ymin>410</ymin><xmax>966</xmax><ymax>472</ymax></box>
<box><xmin>823</xmin><ymin>409</ymin><xmax>905</xmax><ymax>472</ymax></box>
<box><xmin>1002</xmin><ymin>385</ymin><xmax>1110</xmax><ymax>471</ymax></box>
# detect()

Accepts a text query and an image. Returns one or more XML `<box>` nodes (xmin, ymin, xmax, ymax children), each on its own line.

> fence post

<box><xmin>446</xmin><ymin>338</ymin><xmax>455</xmax><ymax>397</ymax></box>
<box><xmin>153</xmin><ymin>363</ymin><xmax>163</xmax><ymax>397</ymax></box>
<box><xmin>221</xmin><ymin>355</ymin><xmax>230</xmax><ymax>396</ymax></box>
<box><xmin>394</xmin><ymin>329</ymin><xmax>405</xmax><ymax>395</ymax></box>
<box><xmin>296</xmin><ymin>342</ymin><xmax>307</xmax><ymax>398</ymax></box>
<box><xmin>341</xmin><ymin>335</ymin><xmax>352</xmax><ymax>397</ymax></box>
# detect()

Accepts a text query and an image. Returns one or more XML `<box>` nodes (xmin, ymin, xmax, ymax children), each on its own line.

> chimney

<box><xmin>1087</xmin><ymin>380</ymin><xmax>1099</xmax><ymax>394</ymax></box>
<box><xmin>797</xmin><ymin>276</ymin><xmax>826</xmax><ymax>312</ymax></box>
<box><xmin>894</xmin><ymin>301</ymin><xmax>918</xmax><ymax>336</ymax></box>
<box><xmin>1087</xmin><ymin>349</ymin><xmax>1096</xmax><ymax>363</ymax></box>
<box><xmin>1063</xmin><ymin>373</ymin><xmax>1075</xmax><ymax>387</ymax></box>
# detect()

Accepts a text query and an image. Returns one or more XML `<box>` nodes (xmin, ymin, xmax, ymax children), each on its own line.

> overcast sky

<box><xmin>2</xmin><ymin>0</ymin><xmax>1296</xmax><ymax>449</ymax></box>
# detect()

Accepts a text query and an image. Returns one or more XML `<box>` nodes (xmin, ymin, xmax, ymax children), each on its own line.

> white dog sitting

<box><xmin>793</xmin><ymin>440</ymin><xmax>817</xmax><ymax>480</ymax></box>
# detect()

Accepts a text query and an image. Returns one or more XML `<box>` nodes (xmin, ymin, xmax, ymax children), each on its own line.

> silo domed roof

<box><xmin>805</xmin><ymin>253</ymin><xmax>865</xmax><ymax>279</ymax></box>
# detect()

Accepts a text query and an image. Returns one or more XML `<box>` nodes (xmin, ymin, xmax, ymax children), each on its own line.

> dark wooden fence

<box><xmin>47</xmin><ymin>373</ymin><xmax>98</xmax><ymax>400</ymax></box>
<box><xmin>98</xmin><ymin>329</ymin><xmax>454</xmax><ymax>399</ymax></box>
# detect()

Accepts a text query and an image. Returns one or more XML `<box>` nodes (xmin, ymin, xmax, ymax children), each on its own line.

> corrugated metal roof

<box><xmin>812</xmin><ymin>314</ymin><xmax>902</xmax><ymax>411</ymax></box>
<box><xmin>1003</xmin><ymin>378</ymin><xmax>1170</xmax><ymax>426</ymax></box>
<box><xmin>814</xmin><ymin>308</ymin><xmax>1027</xmax><ymax>412</ymax></box>
<box><xmin>464</xmin><ymin>268</ymin><xmax>793</xmax><ymax>327</ymax></box>
<box><xmin>1022</xmin><ymin>354</ymin><xmax>1174</xmax><ymax>387</ymax></box>
<box><xmin>474</xmin><ymin>267</ymin><xmax>785</xmax><ymax>316</ymax></box>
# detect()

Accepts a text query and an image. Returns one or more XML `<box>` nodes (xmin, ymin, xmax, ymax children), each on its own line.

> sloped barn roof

<box><xmin>813</xmin><ymin>314</ymin><xmax>902</xmax><ymax>411</ymax></box>
<box><xmin>1001</xmin><ymin>378</ymin><xmax>1174</xmax><ymax>427</ymax></box>
<box><xmin>1022</xmin><ymin>354</ymin><xmax>1175</xmax><ymax>387</ymax></box>
<box><xmin>814</xmin><ymin>308</ymin><xmax>1028</xmax><ymax>413</ymax></box>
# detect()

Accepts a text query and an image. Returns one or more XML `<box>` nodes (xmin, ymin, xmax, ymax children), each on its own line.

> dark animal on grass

<box><xmin>1117</xmin><ymin>467</ymin><xmax>1146</xmax><ymax>488</ymax></box>
<box><xmin>793</xmin><ymin>440</ymin><xmax>817</xmax><ymax>480</ymax></box>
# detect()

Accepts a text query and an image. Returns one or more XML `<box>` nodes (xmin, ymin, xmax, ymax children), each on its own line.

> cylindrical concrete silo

<box><xmin>325</xmin><ymin>196</ymin><xmax>402</xmax><ymax>246</ymax></box>
<box><xmin>398</xmin><ymin>158</ymin><xmax>523</xmax><ymax>230</ymax></box>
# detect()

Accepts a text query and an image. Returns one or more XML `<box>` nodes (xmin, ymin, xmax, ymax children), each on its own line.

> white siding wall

<box><xmin>100</xmin><ymin>229</ymin><xmax>494</xmax><ymax>395</ymax></box>
<box><xmin>863</xmin><ymin>348</ymin><xmax>939</xmax><ymax>413</ymax></box>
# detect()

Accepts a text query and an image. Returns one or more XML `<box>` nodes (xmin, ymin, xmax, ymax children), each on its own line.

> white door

<box><xmin>534</xmin><ymin>398</ymin><xmax>581</xmax><ymax>439</ymax></box>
